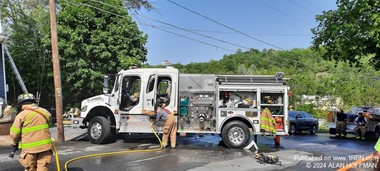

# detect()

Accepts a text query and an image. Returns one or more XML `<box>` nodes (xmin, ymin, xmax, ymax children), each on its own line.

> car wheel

<box><xmin>221</xmin><ymin>121</ymin><xmax>250</xmax><ymax>149</ymax></box>
<box><xmin>289</xmin><ymin>124</ymin><xmax>296</xmax><ymax>134</ymax></box>
<box><xmin>88</xmin><ymin>116</ymin><xmax>114</xmax><ymax>144</ymax></box>
<box><xmin>310</xmin><ymin>125</ymin><xmax>317</xmax><ymax>135</ymax></box>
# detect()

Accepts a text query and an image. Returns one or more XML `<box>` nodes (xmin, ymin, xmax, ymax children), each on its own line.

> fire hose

<box><xmin>9</xmin><ymin>125</ymin><xmax>162</xmax><ymax>171</ymax></box>
<box><xmin>64</xmin><ymin>126</ymin><xmax>162</xmax><ymax>171</ymax></box>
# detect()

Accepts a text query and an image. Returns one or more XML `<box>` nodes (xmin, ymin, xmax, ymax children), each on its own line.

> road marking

<box><xmin>336</xmin><ymin>154</ymin><xmax>373</xmax><ymax>171</ymax></box>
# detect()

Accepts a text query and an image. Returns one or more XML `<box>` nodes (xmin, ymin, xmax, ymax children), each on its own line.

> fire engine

<box><xmin>72</xmin><ymin>66</ymin><xmax>290</xmax><ymax>148</ymax></box>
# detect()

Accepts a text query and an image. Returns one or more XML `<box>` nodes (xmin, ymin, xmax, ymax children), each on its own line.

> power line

<box><xmin>136</xmin><ymin>14</ymin><xmax>250</xmax><ymax>50</ymax></box>
<box><xmin>61</xmin><ymin>0</ymin><xmax>237</xmax><ymax>53</ymax></box>
<box><xmin>167</xmin><ymin>0</ymin><xmax>284</xmax><ymax>50</ymax></box>
<box><xmin>89</xmin><ymin>0</ymin><xmax>250</xmax><ymax>49</ymax></box>
<box><xmin>148</xmin><ymin>25</ymin><xmax>312</xmax><ymax>37</ymax></box>
<box><xmin>62</xmin><ymin>0</ymin><xmax>125</xmax><ymax>18</ymax></box>
<box><xmin>287</xmin><ymin>0</ymin><xmax>319</xmax><ymax>14</ymax></box>
<box><xmin>255</xmin><ymin>0</ymin><xmax>313</xmax><ymax>25</ymax></box>
<box><xmin>153</xmin><ymin>26</ymin><xmax>235</xmax><ymax>52</ymax></box>
<box><xmin>302</xmin><ymin>0</ymin><xmax>325</xmax><ymax>12</ymax></box>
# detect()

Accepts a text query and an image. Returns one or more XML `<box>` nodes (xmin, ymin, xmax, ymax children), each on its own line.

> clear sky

<box><xmin>131</xmin><ymin>0</ymin><xmax>337</xmax><ymax>65</ymax></box>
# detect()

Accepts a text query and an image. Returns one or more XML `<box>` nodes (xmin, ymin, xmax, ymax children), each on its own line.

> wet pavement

<box><xmin>0</xmin><ymin>131</ymin><xmax>377</xmax><ymax>171</ymax></box>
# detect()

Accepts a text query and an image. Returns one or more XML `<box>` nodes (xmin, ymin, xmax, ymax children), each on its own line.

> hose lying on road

<box><xmin>52</xmin><ymin>143</ymin><xmax>61</xmax><ymax>171</ymax></box>
<box><xmin>63</xmin><ymin>127</ymin><xmax>163</xmax><ymax>171</ymax></box>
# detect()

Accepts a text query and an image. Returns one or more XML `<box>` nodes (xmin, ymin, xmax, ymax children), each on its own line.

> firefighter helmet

<box><xmin>17</xmin><ymin>93</ymin><xmax>37</xmax><ymax>104</ymax></box>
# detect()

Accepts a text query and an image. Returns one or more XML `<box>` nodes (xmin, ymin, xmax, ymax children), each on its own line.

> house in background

<box><xmin>0</xmin><ymin>31</ymin><xmax>7</xmax><ymax>105</ymax></box>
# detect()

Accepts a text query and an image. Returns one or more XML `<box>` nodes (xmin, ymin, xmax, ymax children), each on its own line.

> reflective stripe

<box><xmin>260</xmin><ymin>117</ymin><xmax>272</xmax><ymax>122</ymax></box>
<box><xmin>20</xmin><ymin>138</ymin><xmax>52</xmax><ymax>149</ymax></box>
<box><xmin>375</xmin><ymin>138</ymin><xmax>380</xmax><ymax>152</ymax></box>
<box><xmin>261</xmin><ymin>124</ymin><xmax>277</xmax><ymax>133</ymax></box>
<box><xmin>10</xmin><ymin>126</ymin><xmax>21</xmax><ymax>134</ymax></box>
<box><xmin>22</xmin><ymin>124</ymin><xmax>49</xmax><ymax>133</ymax></box>
<box><xmin>260</xmin><ymin>117</ymin><xmax>276</xmax><ymax>124</ymax></box>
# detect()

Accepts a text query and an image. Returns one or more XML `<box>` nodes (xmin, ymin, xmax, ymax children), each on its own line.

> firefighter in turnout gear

<box><xmin>260</xmin><ymin>108</ymin><xmax>277</xmax><ymax>136</ymax></box>
<box><xmin>156</xmin><ymin>98</ymin><xmax>177</xmax><ymax>148</ymax></box>
<box><xmin>354</xmin><ymin>112</ymin><xmax>367</xmax><ymax>140</ymax></box>
<box><xmin>10</xmin><ymin>93</ymin><xmax>53</xmax><ymax>171</ymax></box>
<box><xmin>374</xmin><ymin>138</ymin><xmax>380</xmax><ymax>170</ymax></box>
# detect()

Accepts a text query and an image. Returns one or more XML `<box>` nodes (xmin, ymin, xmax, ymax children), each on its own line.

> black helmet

<box><xmin>17</xmin><ymin>93</ymin><xmax>37</xmax><ymax>104</ymax></box>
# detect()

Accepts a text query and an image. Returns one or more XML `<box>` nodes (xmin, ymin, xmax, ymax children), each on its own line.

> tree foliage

<box><xmin>52</xmin><ymin>0</ymin><xmax>148</xmax><ymax>105</ymax></box>
<box><xmin>1</xmin><ymin>0</ymin><xmax>53</xmax><ymax>106</ymax></box>
<box><xmin>312</xmin><ymin>0</ymin><xmax>380</xmax><ymax>68</ymax></box>
<box><xmin>1</xmin><ymin>0</ymin><xmax>151</xmax><ymax>107</ymax></box>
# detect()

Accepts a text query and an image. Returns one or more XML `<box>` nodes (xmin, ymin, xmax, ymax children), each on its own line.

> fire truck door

<box><xmin>143</xmin><ymin>73</ymin><xmax>158</xmax><ymax>112</ymax></box>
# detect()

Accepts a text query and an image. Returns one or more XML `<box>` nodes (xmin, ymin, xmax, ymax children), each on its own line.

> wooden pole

<box><xmin>49</xmin><ymin>0</ymin><xmax>64</xmax><ymax>142</ymax></box>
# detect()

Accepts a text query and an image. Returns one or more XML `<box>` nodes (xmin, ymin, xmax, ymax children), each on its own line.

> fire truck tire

<box><xmin>221</xmin><ymin>121</ymin><xmax>250</xmax><ymax>149</ymax></box>
<box><xmin>88</xmin><ymin>116</ymin><xmax>114</xmax><ymax>144</ymax></box>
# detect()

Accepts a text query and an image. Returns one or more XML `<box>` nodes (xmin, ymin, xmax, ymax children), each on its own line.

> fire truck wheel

<box><xmin>221</xmin><ymin>121</ymin><xmax>250</xmax><ymax>149</ymax></box>
<box><xmin>88</xmin><ymin>116</ymin><xmax>114</xmax><ymax>144</ymax></box>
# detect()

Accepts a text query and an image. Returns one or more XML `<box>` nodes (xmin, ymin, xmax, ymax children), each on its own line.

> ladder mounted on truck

<box><xmin>216</xmin><ymin>72</ymin><xmax>287</xmax><ymax>85</ymax></box>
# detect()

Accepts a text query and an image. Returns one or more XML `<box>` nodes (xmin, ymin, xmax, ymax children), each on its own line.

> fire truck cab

<box><xmin>74</xmin><ymin>67</ymin><xmax>290</xmax><ymax>148</ymax></box>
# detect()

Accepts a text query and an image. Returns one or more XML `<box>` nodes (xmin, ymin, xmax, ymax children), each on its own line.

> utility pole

<box><xmin>49</xmin><ymin>0</ymin><xmax>64</xmax><ymax>142</ymax></box>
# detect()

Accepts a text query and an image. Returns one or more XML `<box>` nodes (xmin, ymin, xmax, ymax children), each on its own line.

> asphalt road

<box><xmin>0</xmin><ymin>131</ymin><xmax>377</xmax><ymax>171</ymax></box>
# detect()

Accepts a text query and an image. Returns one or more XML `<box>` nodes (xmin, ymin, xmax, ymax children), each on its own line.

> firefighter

<box><xmin>335</xmin><ymin>109</ymin><xmax>347</xmax><ymax>138</ymax></box>
<box><xmin>353</xmin><ymin>112</ymin><xmax>368</xmax><ymax>140</ymax></box>
<box><xmin>373</xmin><ymin>138</ymin><xmax>380</xmax><ymax>171</ymax></box>
<box><xmin>156</xmin><ymin>98</ymin><xmax>177</xmax><ymax>148</ymax></box>
<box><xmin>289</xmin><ymin>105</ymin><xmax>294</xmax><ymax>111</ymax></box>
<box><xmin>10</xmin><ymin>93</ymin><xmax>53</xmax><ymax>171</ymax></box>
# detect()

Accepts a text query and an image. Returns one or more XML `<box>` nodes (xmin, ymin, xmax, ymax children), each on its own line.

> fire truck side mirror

<box><xmin>103</xmin><ymin>75</ymin><xmax>109</xmax><ymax>94</ymax></box>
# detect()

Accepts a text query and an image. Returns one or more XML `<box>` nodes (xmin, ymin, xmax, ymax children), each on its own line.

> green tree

<box><xmin>1</xmin><ymin>0</ymin><xmax>53</xmax><ymax>106</ymax></box>
<box><xmin>52</xmin><ymin>0</ymin><xmax>148</xmax><ymax>106</ymax></box>
<box><xmin>312</xmin><ymin>0</ymin><xmax>380</xmax><ymax>68</ymax></box>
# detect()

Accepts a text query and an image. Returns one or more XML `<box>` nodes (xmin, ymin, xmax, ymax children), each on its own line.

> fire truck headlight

<box><xmin>81</xmin><ymin>105</ymin><xmax>88</xmax><ymax>113</ymax></box>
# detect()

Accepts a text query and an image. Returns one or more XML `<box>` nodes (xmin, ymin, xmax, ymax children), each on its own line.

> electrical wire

<box><xmin>302</xmin><ymin>0</ymin><xmax>325</xmax><ymax>11</ymax></box>
<box><xmin>254</xmin><ymin>0</ymin><xmax>313</xmax><ymax>25</ymax></box>
<box><xmin>62</xmin><ymin>0</ymin><xmax>241</xmax><ymax>52</ymax></box>
<box><xmin>89</xmin><ymin>0</ymin><xmax>250</xmax><ymax>50</ymax></box>
<box><xmin>287</xmin><ymin>0</ymin><xmax>319</xmax><ymax>14</ymax></box>
<box><xmin>153</xmin><ymin>26</ymin><xmax>235</xmax><ymax>52</ymax></box>
<box><xmin>62</xmin><ymin>0</ymin><xmax>125</xmax><ymax>18</ymax></box>
<box><xmin>142</xmin><ymin>25</ymin><xmax>312</xmax><ymax>37</ymax></box>
<box><xmin>167</xmin><ymin>0</ymin><xmax>284</xmax><ymax>50</ymax></box>
<box><xmin>137</xmin><ymin>14</ymin><xmax>250</xmax><ymax>50</ymax></box>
